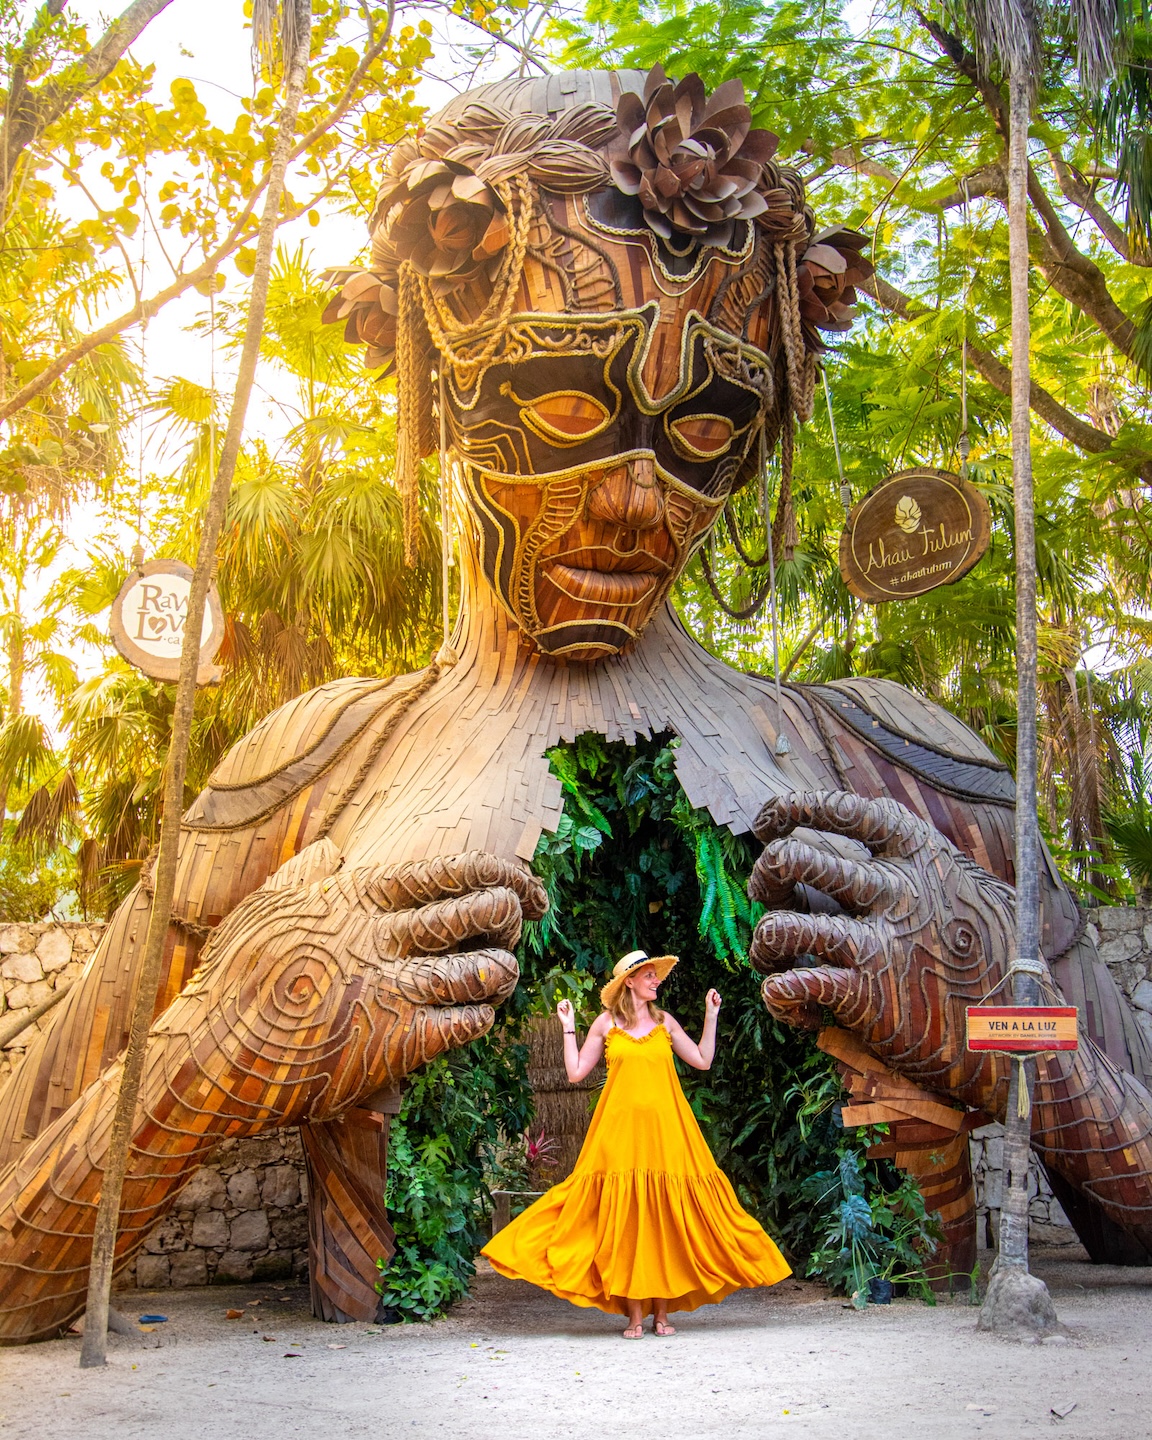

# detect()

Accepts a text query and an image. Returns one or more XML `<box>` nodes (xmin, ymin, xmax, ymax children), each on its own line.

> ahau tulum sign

<box><xmin>966</xmin><ymin>1006</ymin><xmax>1079</xmax><ymax>1055</ymax></box>
<box><xmin>839</xmin><ymin>467</ymin><xmax>992</xmax><ymax>604</ymax></box>
<box><xmin>110</xmin><ymin>559</ymin><xmax>225</xmax><ymax>685</ymax></box>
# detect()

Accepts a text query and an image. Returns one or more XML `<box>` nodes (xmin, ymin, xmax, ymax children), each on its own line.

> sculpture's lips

<box><xmin>545</xmin><ymin>565</ymin><xmax>663</xmax><ymax>606</ymax></box>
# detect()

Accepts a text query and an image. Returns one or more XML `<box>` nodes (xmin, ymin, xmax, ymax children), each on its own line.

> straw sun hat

<box><xmin>599</xmin><ymin>950</ymin><xmax>679</xmax><ymax>1013</ymax></box>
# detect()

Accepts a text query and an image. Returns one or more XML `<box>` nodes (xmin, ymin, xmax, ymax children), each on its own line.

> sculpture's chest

<box><xmin>328</xmin><ymin>638</ymin><xmax>834</xmax><ymax>872</ymax></box>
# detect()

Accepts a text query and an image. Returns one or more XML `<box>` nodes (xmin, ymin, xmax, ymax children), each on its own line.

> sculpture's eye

<box><xmin>518</xmin><ymin>391</ymin><xmax>611</xmax><ymax>445</ymax></box>
<box><xmin>668</xmin><ymin>413</ymin><xmax>735</xmax><ymax>460</ymax></box>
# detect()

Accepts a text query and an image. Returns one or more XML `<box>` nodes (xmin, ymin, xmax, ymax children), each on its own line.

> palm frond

<box><xmin>0</xmin><ymin>713</ymin><xmax>54</xmax><ymax>791</ymax></box>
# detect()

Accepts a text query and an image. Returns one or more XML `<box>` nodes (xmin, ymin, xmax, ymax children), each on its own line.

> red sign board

<box><xmin>966</xmin><ymin>1006</ymin><xmax>1079</xmax><ymax>1053</ymax></box>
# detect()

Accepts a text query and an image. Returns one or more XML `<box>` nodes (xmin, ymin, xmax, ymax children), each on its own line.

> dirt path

<box><xmin>0</xmin><ymin>1251</ymin><xmax>1148</xmax><ymax>1440</ymax></box>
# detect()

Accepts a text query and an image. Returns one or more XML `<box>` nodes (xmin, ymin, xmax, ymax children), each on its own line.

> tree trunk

<box><xmin>0</xmin><ymin>620</ymin><xmax>25</xmax><ymax>834</ymax></box>
<box><xmin>978</xmin><ymin>59</ymin><xmax>1059</xmax><ymax>1340</ymax></box>
<box><xmin>78</xmin><ymin>0</ymin><xmax>314</xmax><ymax>1368</ymax></box>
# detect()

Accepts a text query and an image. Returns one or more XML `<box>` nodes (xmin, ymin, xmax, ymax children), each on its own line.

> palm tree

<box><xmin>79</xmin><ymin>0</ymin><xmax>319</xmax><ymax>1368</ymax></box>
<box><xmin>951</xmin><ymin>0</ymin><xmax>1132</xmax><ymax>1339</ymax></box>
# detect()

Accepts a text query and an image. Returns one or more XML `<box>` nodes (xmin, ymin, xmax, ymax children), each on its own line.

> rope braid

<box><xmin>393</xmin><ymin>176</ymin><xmax>535</xmax><ymax>565</ymax></box>
<box><xmin>415</xmin><ymin>175</ymin><xmax>536</xmax><ymax>392</ymax></box>
<box><xmin>773</xmin><ymin>241</ymin><xmax>816</xmax><ymax>423</ymax></box>
<box><xmin>395</xmin><ymin>264</ymin><xmax>426</xmax><ymax>566</ymax></box>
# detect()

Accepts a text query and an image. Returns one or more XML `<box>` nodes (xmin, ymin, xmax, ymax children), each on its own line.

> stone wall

<box><xmin>0</xmin><ymin>919</ymin><xmax>311</xmax><ymax>1288</ymax></box>
<box><xmin>125</xmin><ymin>1132</ymin><xmax>311</xmax><ymax>1289</ymax></box>
<box><xmin>1085</xmin><ymin>904</ymin><xmax>1152</xmax><ymax>1047</ymax></box>
<box><xmin>0</xmin><ymin>921</ymin><xmax>101</xmax><ymax>1083</ymax></box>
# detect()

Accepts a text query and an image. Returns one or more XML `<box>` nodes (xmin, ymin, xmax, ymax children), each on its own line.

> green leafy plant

<box><xmin>801</xmin><ymin>1150</ymin><xmax>943</xmax><ymax>1307</ymax></box>
<box><xmin>375</xmin><ymin>1032</ymin><xmax>532</xmax><ymax>1321</ymax></box>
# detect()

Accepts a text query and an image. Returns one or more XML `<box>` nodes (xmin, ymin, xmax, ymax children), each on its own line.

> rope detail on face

<box><xmin>415</xmin><ymin>175</ymin><xmax>536</xmax><ymax>392</ymax></box>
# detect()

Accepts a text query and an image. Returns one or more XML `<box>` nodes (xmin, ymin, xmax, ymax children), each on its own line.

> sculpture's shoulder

<box><xmin>206</xmin><ymin>676</ymin><xmax>403</xmax><ymax>789</ymax></box>
<box><xmin>186</xmin><ymin>670</ymin><xmax>432</xmax><ymax>831</ymax></box>
<box><xmin>818</xmin><ymin>677</ymin><xmax>1003</xmax><ymax>766</ymax></box>
<box><xmin>792</xmin><ymin>676</ymin><xmax>1015</xmax><ymax>808</ymax></box>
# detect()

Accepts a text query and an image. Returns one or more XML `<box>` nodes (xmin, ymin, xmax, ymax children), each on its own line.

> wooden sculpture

<box><xmin>1</xmin><ymin>66</ymin><xmax>1151</xmax><ymax>1344</ymax></box>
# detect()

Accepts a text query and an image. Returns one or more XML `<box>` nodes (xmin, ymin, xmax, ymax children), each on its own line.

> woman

<box><xmin>482</xmin><ymin>950</ymin><xmax>791</xmax><ymax>1337</ymax></box>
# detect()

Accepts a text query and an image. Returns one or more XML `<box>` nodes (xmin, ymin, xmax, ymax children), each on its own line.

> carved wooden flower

<box><xmin>321</xmin><ymin>267</ymin><xmax>398</xmax><ymax>372</ymax></box>
<box><xmin>610</xmin><ymin>66</ymin><xmax>781</xmax><ymax>248</ymax></box>
<box><xmin>796</xmin><ymin>227</ymin><xmax>875</xmax><ymax>339</ymax></box>
<box><xmin>372</xmin><ymin>154</ymin><xmax>510</xmax><ymax>292</ymax></box>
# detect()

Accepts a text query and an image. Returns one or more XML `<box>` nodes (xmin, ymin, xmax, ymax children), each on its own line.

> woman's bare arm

<box><xmin>556</xmin><ymin>1002</ymin><xmax>610</xmax><ymax>1083</ymax></box>
<box><xmin>666</xmin><ymin>990</ymin><xmax>722</xmax><ymax>1071</ymax></box>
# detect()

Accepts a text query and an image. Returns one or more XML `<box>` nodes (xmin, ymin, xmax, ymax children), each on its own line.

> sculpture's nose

<box><xmin>586</xmin><ymin>457</ymin><xmax>664</xmax><ymax>529</ymax></box>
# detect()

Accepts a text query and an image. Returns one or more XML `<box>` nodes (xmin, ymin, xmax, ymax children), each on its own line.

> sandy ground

<box><xmin>1</xmin><ymin>1250</ymin><xmax>1149</xmax><ymax>1440</ymax></box>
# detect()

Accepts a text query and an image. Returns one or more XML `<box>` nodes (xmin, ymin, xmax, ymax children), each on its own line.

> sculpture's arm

<box><xmin>747</xmin><ymin>791</ymin><xmax>1152</xmax><ymax>1259</ymax></box>
<box><xmin>0</xmin><ymin>852</ymin><xmax>546</xmax><ymax>1345</ymax></box>
<box><xmin>0</xmin><ymin>676</ymin><xmax>418</xmax><ymax>1165</ymax></box>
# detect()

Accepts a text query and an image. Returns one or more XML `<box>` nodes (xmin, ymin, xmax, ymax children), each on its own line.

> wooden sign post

<box><xmin>839</xmin><ymin>467</ymin><xmax>991</xmax><ymax>604</ymax></box>
<box><xmin>110</xmin><ymin>559</ymin><xmax>225</xmax><ymax>686</ymax></box>
<box><xmin>966</xmin><ymin>1006</ymin><xmax>1079</xmax><ymax>1054</ymax></box>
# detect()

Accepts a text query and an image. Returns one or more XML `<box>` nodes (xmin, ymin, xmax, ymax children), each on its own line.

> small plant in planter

<box><xmin>800</xmin><ymin>1151</ymin><xmax>943</xmax><ymax>1308</ymax></box>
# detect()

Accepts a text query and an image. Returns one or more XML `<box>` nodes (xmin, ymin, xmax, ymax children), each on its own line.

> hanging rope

<box><xmin>773</xmin><ymin>241</ymin><xmax>816</xmax><ymax>422</ymax></box>
<box><xmin>394</xmin><ymin>264</ymin><xmax>426</xmax><ymax>566</ymax></box>
<box><xmin>771</xmin><ymin>418</ymin><xmax>798</xmax><ymax>562</ymax></box>
<box><xmin>436</xmin><ymin>371</ymin><xmax>457</xmax><ymax>667</ymax></box>
<box><xmin>699</xmin><ymin>544</ymin><xmax>774</xmax><ymax>620</ymax></box>
<box><xmin>823</xmin><ymin>367</ymin><xmax>850</xmax><ymax>512</ymax></box>
<box><xmin>958</xmin><ymin>176</ymin><xmax>972</xmax><ymax>479</ymax></box>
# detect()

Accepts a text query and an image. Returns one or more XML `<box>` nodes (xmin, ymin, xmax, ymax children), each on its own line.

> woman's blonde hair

<box><xmin>609</xmin><ymin>974</ymin><xmax>665</xmax><ymax>1031</ymax></box>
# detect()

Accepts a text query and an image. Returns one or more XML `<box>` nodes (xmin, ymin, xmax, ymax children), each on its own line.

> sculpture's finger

<box><xmin>749</xmin><ymin>910</ymin><xmax>882</xmax><ymax>973</ymax></box>
<box><xmin>760</xmin><ymin>964</ymin><xmax>872</xmax><ymax>1032</ymax></box>
<box><xmin>390</xmin><ymin>945</ymin><xmax>520</xmax><ymax>1006</ymax></box>
<box><xmin>364</xmin><ymin>851</ymin><xmax>548</xmax><ymax>920</ymax></box>
<box><xmin>391</xmin><ymin>1000</ymin><xmax>499</xmax><ymax>1074</ymax></box>
<box><xmin>374</xmin><ymin>886</ymin><xmax>525</xmax><ymax>957</ymax></box>
<box><xmin>750</xmin><ymin>836</ymin><xmax>903</xmax><ymax>913</ymax></box>
<box><xmin>752</xmin><ymin>790</ymin><xmax>927</xmax><ymax>858</ymax></box>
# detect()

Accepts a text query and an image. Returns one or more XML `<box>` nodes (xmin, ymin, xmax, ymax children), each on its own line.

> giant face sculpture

<box><xmin>327</xmin><ymin>67</ymin><xmax>871</xmax><ymax>659</ymax></box>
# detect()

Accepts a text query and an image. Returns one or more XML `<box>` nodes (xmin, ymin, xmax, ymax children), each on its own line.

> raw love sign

<box><xmin>966</xmin><ymin>1006</ymin><xmax>1079</xmax><ymax>1055</ymax></box>
<box><xmin>110</xmin><ymin>559</ymin><xmax>225</xmax><ymax>685</ymax></box>
<box><xmin>839</xmin><ymin>467</ymin><xmax>991</xmax><ymax>604</ymax></box>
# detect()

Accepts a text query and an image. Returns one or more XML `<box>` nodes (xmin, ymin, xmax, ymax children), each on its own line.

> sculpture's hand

<box><xmin>168</xmin><ymin>849</ymin><xmax>548</xmax><ymax>1118</ymax></box>
<box><xmin>749</xmin><ymin>791</ymin><xmax>1152</xmax><ymax>1260</ymax></box>
<box><xmin>0</xmin><ymin>849</ymin><xmax>546</xmax><ymax>1343</ymax></box>
<box><xmin>748</xmin><ymin>791</ymin><xmax>1015</xmax><ymax>1110</ymax></box>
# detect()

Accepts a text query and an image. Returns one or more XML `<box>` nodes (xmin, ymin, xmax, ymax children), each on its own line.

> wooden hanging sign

<box><xmin>110</xmin><ymin>559</ymin><xmax>225</xmax><ymax>685</ymax></box>
<box><xmin>966</xmin><ymin>1006</ymin><xmax>1079</xmax><ymax>1054</ymax></box>
<box><xmin>839</xmin><ymin>467</ymin><xmax>991</xmax><ymax>603</ymax></box>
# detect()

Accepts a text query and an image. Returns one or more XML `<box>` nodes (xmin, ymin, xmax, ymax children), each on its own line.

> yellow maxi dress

<box><xmin>482</xmin><ymin>1024</ymin><xmax>791</xmax><ymax>1317</ymax></box>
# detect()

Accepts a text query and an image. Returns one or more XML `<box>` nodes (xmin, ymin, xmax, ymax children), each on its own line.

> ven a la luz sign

<box><xmin>966</xmin><ymin>1006</ymin><xmax>1079</xmax><ymax>1055</ymax></box>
